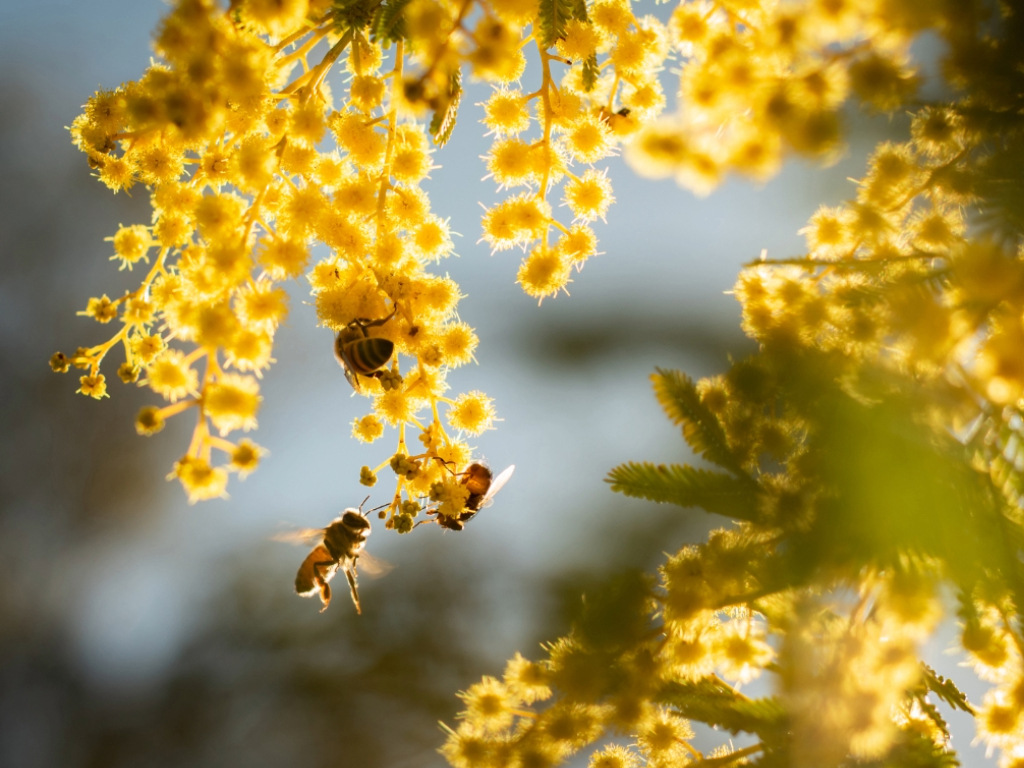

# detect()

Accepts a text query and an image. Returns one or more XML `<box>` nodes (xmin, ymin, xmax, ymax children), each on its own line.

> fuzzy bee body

<box><xmin>290</xmin><ymin>507</ymin><xmax>379</xmax><ymax>614</ymax></box>
<box><xmin>334</xmin><ymin>308</ymin><xmax>397</xmax><ymax>391</ymax></box>
<box><xmin>431</xmin><ymin>463</ymin><xmax>515</xmax><ymax>531</ymax></box>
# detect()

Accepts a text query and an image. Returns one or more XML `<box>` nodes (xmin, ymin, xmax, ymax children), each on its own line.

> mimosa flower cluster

<box><xmin>442</xmin><ymin>2</ymin><xmax>1024</xmax><ymax>767</ymax></box>
<box><xmin>53</xmin><ymin>0</ymin><xmax>1024</xmax><ymax>762</ymax></box>
<box><xmin>53</xmin><ymin>0</ymin><xmax>499</xmax><ymax>520</ymax></box>
<box><xmin>54</xmin><ymin>0</ymin><xmax>951</xmax><ymax>515</ymax></box>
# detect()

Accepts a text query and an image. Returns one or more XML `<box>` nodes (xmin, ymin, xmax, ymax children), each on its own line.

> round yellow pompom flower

<box><xmin>517</xmin><ymin>247</ymin><xmax>572</xmax><ymax>303</ymax></box>
<box><xmin>204</xmin><ymin>373</ymin><xmax>262</xmax><ymax>435</ymax></box>
<box><xmin>448</xmin><ymin>391</ymin><xmax>496</xmax><ymax>435</ymax></box>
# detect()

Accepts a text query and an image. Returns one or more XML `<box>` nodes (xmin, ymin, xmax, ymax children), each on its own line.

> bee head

<box><xmin>340</xmin><ymin>508</ymin><xmax>371</xmax><ymax>534</ymax></box>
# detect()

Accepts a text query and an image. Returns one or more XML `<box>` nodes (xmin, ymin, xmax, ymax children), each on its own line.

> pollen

<box><xmin>458</xmin><ymin>676</ymin><xmax>517</xmax><ymax>734</ymax></box>
<box><xmin>230</xmin><ymin>439</ymin><xmax>263</xmax><ymax>478</ymax></box>
<box><xmin>258</xmin><ymin>237</ymin><xmax>310</xmax><ymax>280</ymax></box>
<box><xmin>110</xmin><ymin>225</ymin><xmax>153</xmax><ymax>270</ymax></box>
<box><xmin>557</xmin><ymin>224</ymin><xmax>598</xmax><ymax>267</ymax></box>
<box><xmin>590</xmin><ymin>745</ymin><xmax>640</xmax><ymax>768</ymax></box>
<box><xmin>626</xmin><ymin>122</ymin><xmax>689</xmax><ymax>179</ymax></box>
<box><xmin>556</xmin><ymin>19</ymin><xmax>604</xmax><ymax>61</ymax></box>
<box><xmin>204</xmin><ymin>373</ymin><xmax>262</xmax><ymax>435</ymax></box>
<box><xmin>145</xmin><ymin>349</ymin><xmax>199</xmax><ymax>402</ymax></box>
<box><xmin>50</xmin><ymin>352</ymin><xmax>70</xmax><ymax>373</ymax></box>
<box><xmin>439</xmin><ymin>322</ymin><xmax>478</xmax><ymax>366</ymax></box>
<box><xmin>483</xmin><ymin>89</ymin><xmax>531</xmax><ymax>136</ymax></box>
<box><xmin>517</xmin><ymin>246</ymin><xmax>571</xmax><ymax>303</ymax></box>
<box><xmin>564</xmin><ymin>169</ymin><xmax>614</xmax><ymax>222</ymax></box>
<box><xmin>330</xmin><ymin>111</ymin><xmax>386</xmax><ymax>169</ymax></box>
<box><xmin>196</xmin><ymin>302</ymin><xmax>241</xmax><ymax>349</ymax></box>
<box><xmin>235</xmin><ymin>279</ymin><xmax>289</xmax><ymax>333</ymax></box>
<box><xmin>194</xmin><ymin>192</ymin><xmax>246</xmax><ymax>240</ymax></box>
<box><xmin>448</xmin><ymin>391</ymin><xmax>495</xmax><ymax>434</ymax></box>
<box><xmin>374</xmin><ymin>388</ymin><xmax>417</xmax><ymax>426</ymax></box>
<box><xmin>122</xmin><ymin>297</ymin><xmax>155</xmax><ymax>327</ymax></box>
<box><xmin>135</xmin><ymin>405</ymin><xmax>167</xmax><ymax>435</ymax></box>
<box><xmin>411</xmin><ymin>216</ymin><xmax>454</xmax><ymax>261</ymax></box>
<box><xmin>79</xmin><ymin>295</ymin><xmax>119</xmax><ymax>324</ymax></box>
<box><xmin>487</xmin><ymin>138</ymin><xmax>539</xmax><ymax>188</ymax></box>
<box><xmin>489</xmin><ymin>0</ymin><xmax>538</xmax><ymax>27</ymax></box>
<box><xmin>503</xmin><ymin>652</ymin><xmax>552</xmax><ymax>705</ymax></box>
<box><xmin>350</xmin><ymin>74</ymin><xmax>386</xmax><ymax>111</ymax></box>
<box><xmin>636</xmin><ymin>708</ymin><xmax>694</xmax><ymax>757</ymax></box>
<box><xmin>130</xmin><ymin>333</ymin><xmax>166</xmax><ymax>365</ymax></box>
<box><xmin>352</xmin><ymin>413</ymin><xmax>385</xmax><ymax>443</ymax></box>
<box><xmin>801</xmin><ymin>205</ymin><xmax>852</xmax><ymax>259</ymax></box>
<box><xmin>225</xmin><ymin>329</ymin><xmax>275</xmax><ymax>374</ymax></box>
<box><xmin>170</xmin><ymin>455</ymin><xmax>229</xmax><ymax>504</ymax></box>
<box><xmin>391</xmin><ymin>138</ymin><xmax>433</xmax><ymax>183</ymax></box>
<box><xmin>564</xmin><ymin>114</ymin><xmax>614</xmax><ymax>164</ymax></box>
<box><xmin>118</xmin><ymin>362</ymin><xmax>141</xmax><ymax>383</ymax></box>
<box><xmin>77</xmin><ymin>373</ymin><xmax>109</xmax><ymax>400</ymax></box>
<box><xmin>714</xmin><ymin>620</ymin><xmax>774</xmax><ymax>684</ymax></box>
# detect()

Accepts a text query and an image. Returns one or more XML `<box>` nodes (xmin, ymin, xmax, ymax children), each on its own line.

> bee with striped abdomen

<box><xmin>427</xmin><ymin>462</ymin><xmax>515</xmax><ymax>531</ymax></box>
<box><xmin>335</xmin><ymin>307</ymin><xmax>397</xmax><ymax>391</ymax></box>
<box><xmin>281</xmin><ymin>499</ymin><xmax>391</xmax><ymax>614</ymax></box>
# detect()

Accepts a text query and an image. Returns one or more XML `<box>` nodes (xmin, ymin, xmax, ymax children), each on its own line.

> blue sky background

<box><xmin>0</xmin><ymin>2</ymin><xmax>991</xmax><ymax>766</ymax></box>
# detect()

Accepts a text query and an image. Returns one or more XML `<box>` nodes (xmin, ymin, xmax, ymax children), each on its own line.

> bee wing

<box><xmin>272</xmin><ymin>527</ymin><xmax>326</xmax><ymax>546</ymax></box>
<box><xmin>355</xmin><ymin>550</ymin><xmax>394</xmax><ymax>578</ymax></box>
<box><xmin>480</xmin><ymin>464</ymin><xmax>515</xmax><ymax>508</ymax></box>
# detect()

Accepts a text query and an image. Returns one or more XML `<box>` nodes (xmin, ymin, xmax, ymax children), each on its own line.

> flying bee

<box><xmin>280</xmin><ymin>499</ymin><xmax>390</xmax><ymax>614</ymax></box>
<box><xmin>428</xmin><ymin>462</ymin><xmax>515</xmax><ymax>531</ymax></box>
<box><xmin>334</xmin><ymin>307</ymin><xmax>397</xmax><ymax>391</ymax></box>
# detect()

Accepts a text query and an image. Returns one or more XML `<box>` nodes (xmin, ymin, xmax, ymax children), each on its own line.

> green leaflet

<box><xmin>919</xmin><ymin>663</ymin><xmax>974</xmax><ymax>715</ymax></box>
<box><xmin>371</xmin><ymin>0</ymin><xmax>411</xmax><ymax>45</ymax></box>
<box><xmin>659</xmin><ymin>679</ymin><xmax>786</xmax><ymax>737</ymax></box>
<box><xmin>537</xmin><ymin>0</ymin><xmax>584</xmax><ymax>48</ymax></box>
<box><xmin>580</xmin><ymin>53</ymin><xmax>599</xmax><ymax>92</ymax></box>
<box><xmin>606</xmin><ymin>462</ymin><xmax>759</xmax><ymax>521</ymax></box>
<box><xmin>651</xmin><ymin>368</ymin><xmax>746</xmax><ymax>476</ymax></box>
<box><xmin>429</xmin><ymin>69</ymin><xmax>462</xmax><ymax>147</ymax></box>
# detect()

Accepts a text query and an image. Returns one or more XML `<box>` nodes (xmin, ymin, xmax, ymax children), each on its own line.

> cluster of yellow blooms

<box><xmin>52</xmin><ymin>0</ymin><xmax>945</xmax><ymax>515</ymax></box>
<box><xmin>53</xmin><ymin>0</ymin><xmax>1024</xmax><ymax>763</ymax></box>
<box><xmin>439</xmin><ymin>1</ymin><xmax>1024</xmax><ymax>767</ymax></box>
<box><xmin>52</xmin><ymin>0</ymin><xmax>503</xmax><ymax>520</ymax></box>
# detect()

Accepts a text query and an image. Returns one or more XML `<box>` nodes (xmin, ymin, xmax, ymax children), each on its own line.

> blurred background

<box><xmin>0</xmin><ymin>2</ymin><xmax>989</xmax><ymax>766</ymax></box>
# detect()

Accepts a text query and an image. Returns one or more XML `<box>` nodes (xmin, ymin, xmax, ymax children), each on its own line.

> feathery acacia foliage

<box><xmin>54</xmin><ymin>0</ymin><xmax>1024</xmax><ymax>765</ymax></box>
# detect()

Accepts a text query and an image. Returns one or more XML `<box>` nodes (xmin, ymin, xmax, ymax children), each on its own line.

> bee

<box><xmin>429</xmin><ymin>462</ymin><xmax>515</xmax><ymax>531</ymax></box>
<box><xmin>283</xmin><ymin>500</ymin><xmax>389</xmax><ymax>614</ymax></box>
<box><xmin>335</xmin><ymin>307</ymin><xmax>397</xmax><ymax>391</ymax></box>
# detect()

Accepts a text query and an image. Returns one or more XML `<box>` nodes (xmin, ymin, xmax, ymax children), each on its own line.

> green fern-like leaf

<box><xmin>914</xmin><ymin>696</ymin><xmax>952</xmax><ymax>742</ymax></box>
<box><xmin>659</xmin><ymin>679</ymin><xmax>786</xmax><ymax>737</ymax></box>
<box><xmin>371</xmin><ymin>0</ymin><xmax>410</xmax><ymax>45</ymax></box>
<box><xmin>875</xmin><ymin>731</ymin><xmax>961</xmax><ymax>768</ymax></box>
<box><xmin>429</xmin><ymin>68</ymin><xmax>462</xmax><ymax>147</ymax></box>
<box><xmin>651</xmin><ymin>368</ymin><xmax>745</xmax><ymax>475</ymax></box>
<box><xmin>920</xmin><ymin>663</ymin><xmax>974</xmax><ymax>715</ymax></box>
<box><xmin>580</xmin><ymin>53</ymin><xmax>599</xmax><ymax>92</ymax></box>
<box><xmin>606</xmin><ymin>462</ymin><xmax>759</xmax><ymax>521</ymax></box>
<box><xmin>536</xmin><ymin>0</ymin><xmax>578</xmax><ymax>47</ymax></box>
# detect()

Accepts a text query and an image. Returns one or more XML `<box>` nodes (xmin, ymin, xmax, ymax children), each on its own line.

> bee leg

<box><xmin>344</xmin><ymin>565</ymin><xmax>362</xmax><ymax>615</ymax></box>
<box><xmin>317</xmin><ymin>581</ymin><xmax>332</xmax><ymax>613</ymax></box>
<box><xmin>312</xmin><ymin>560</ymin><xmax>334</xmax><ymax>611</ymax></box>
<box><xmin>352</xmin><ymin>305</ymin><xmax>398</xmax><ymax>333</ymax></box>
<box><xmin>342</xmin><ymin>365</ymin><xmax>361</xmax><ymax>392</ymax></box>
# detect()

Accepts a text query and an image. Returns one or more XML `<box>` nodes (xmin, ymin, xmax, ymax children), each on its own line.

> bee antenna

<box><xmin>358</xmin><ymin>495</ymin><xmax>371</xmax><ymax>512</ymax></box>
<box><xmin>431</xmin><ymin>456</ymin><xmax>457</xmax><ymax>475</ymax></box>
